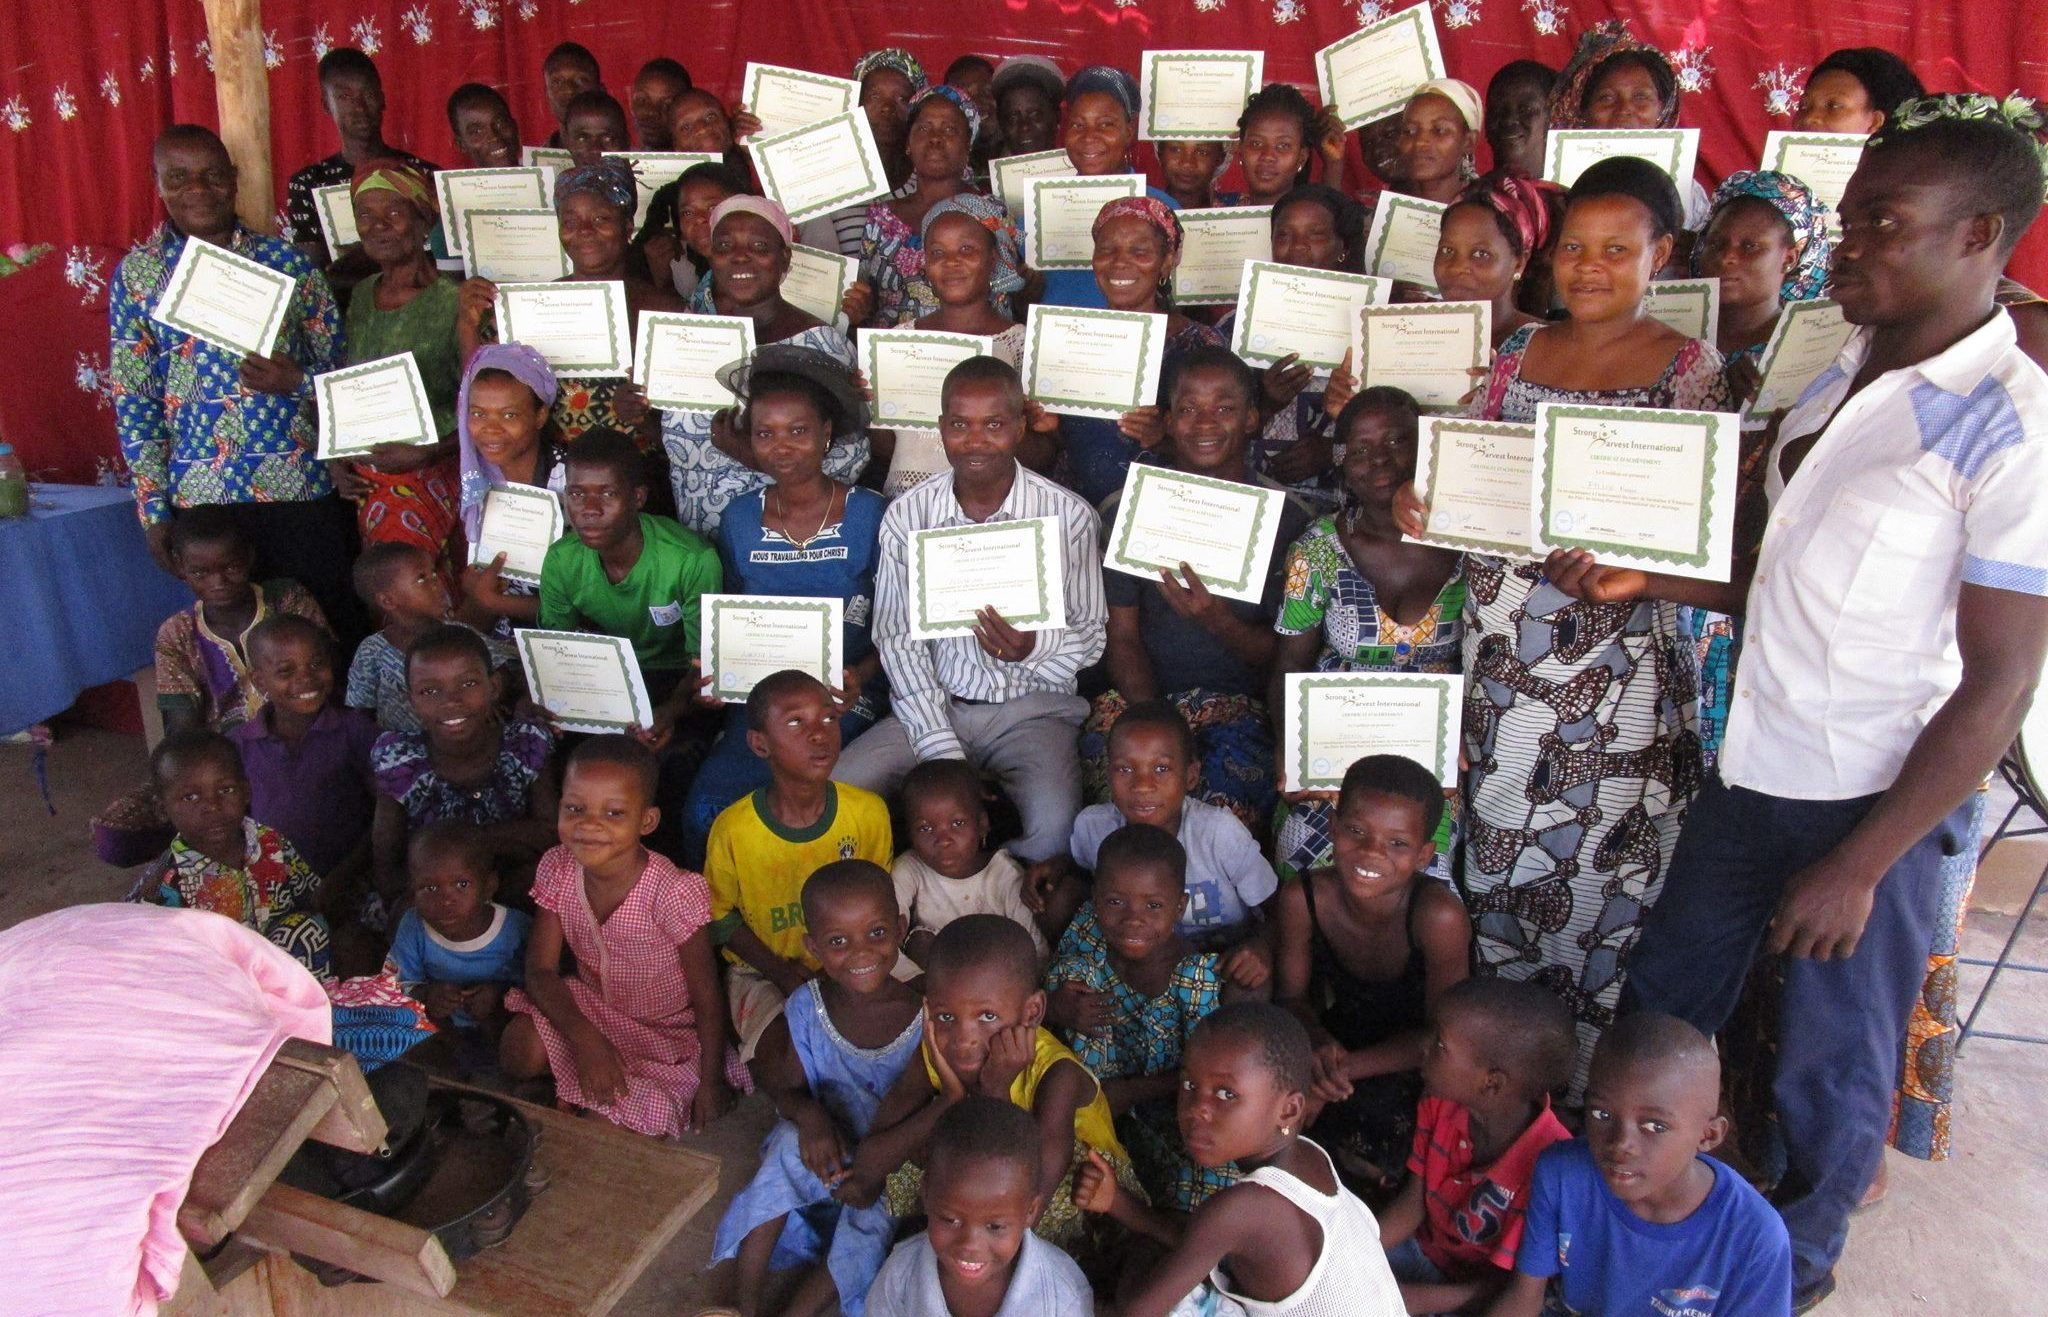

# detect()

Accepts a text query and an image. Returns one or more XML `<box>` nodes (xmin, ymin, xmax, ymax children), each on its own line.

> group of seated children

<box><xmin>114</xmin><ymin>351</ymin><xmax>1795</xmax><ymax>1314</ymax></box>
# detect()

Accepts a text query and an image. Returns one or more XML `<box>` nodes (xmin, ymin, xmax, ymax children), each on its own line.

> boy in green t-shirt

<box><xmin>538</xmin><ymin>429</ymin><xmax>721</xmax><ymax>854</ymax></box>
<box><xmin>705</xmin><ymin>671</ymin><xmax>896</xmax><ymax>1060</ymax></box>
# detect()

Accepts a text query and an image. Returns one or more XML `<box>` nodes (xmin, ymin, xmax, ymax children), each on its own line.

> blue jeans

<box><xmin>1620</xmin><ymin>773</ymin><xmax>1973</xmax><ymax>1295</ymax></box>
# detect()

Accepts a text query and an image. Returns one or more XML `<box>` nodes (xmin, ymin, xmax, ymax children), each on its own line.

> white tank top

<box><xmin>1205</xmin><ymin>1139</ymin><xmax>1406</xmax><ymax>1317</ymax></box>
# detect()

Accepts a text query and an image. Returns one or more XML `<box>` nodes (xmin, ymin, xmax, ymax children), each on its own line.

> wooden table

<box><xmin>172</xmin><ymin>1093</ymin><xmax>720</xmax><ymax>1317</ymax></box>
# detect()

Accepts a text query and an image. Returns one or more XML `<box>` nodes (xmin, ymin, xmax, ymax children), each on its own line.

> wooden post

<box><xmin>201</xmin><ymin>0</ymin><xmax>275</xmax><ymax>233</ymax></box>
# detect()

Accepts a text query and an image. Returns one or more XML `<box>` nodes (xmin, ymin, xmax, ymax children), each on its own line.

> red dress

<box><xmin>507</xmin><ymin>846</ymin><xmax>752</xmax><ymax>1136</ymax></box>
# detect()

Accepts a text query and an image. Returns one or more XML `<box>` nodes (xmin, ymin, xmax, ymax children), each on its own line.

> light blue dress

<box><xmin>710</xmin><ymin>980</ymin><xmax>922</xmax><ymax>1316</ymax></box>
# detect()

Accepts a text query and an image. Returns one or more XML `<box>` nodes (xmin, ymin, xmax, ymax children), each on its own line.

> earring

<box><xmin>1280</xmin><ymin>1125</ymin><xmax>1291</xmax><ymax>1136</ymax></box>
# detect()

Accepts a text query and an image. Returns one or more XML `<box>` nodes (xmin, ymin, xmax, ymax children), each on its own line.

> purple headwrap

<box><xmin>458</xmin><ymin>343</ymin><xmax>560</xmax><ymax>542</ymax></box>
<box><xmin>553</xmin><ymin>157</ymin><xmax>639</xmax><ymax>217</ymax></box>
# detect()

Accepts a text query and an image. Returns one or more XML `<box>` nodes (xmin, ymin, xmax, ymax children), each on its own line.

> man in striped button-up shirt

<box><xmin>835</xmin><ymin>357</ymin><xmax>1107</xmax><ymax>863</ymax></box>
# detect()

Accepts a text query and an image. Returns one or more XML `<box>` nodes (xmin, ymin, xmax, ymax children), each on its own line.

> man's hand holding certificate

<box><xmin>1532</xmin><ymin>403</ymin><xmax>1738</xmax><ymax>582</ymax></box>
<box><xmin>470</xmin><ymin>485</ymin><xmax>564</xmax><ymax>585</ymax></box>
<box><xmin>494</xmin><ymin>281</ymin><xmax>631</xmax><ymax>376</ymax></box>
<box><xmin>1282</xmin><ymin>673</ymin><xmax>1464</xmax><ymax>791</ymax></box>
<box><xmin>1020</xmin><ymin>306</ymin><xmax>1167</xmax><ymax>420</ymax></box>
<box><xmin>700</xmin><ymin>596</ymin><xmax>845</xmax><ymax>703</ymax></box>
<box><xmin>1353</xmin><ymin>302</ymin><xmax>1491</xmax><ymax>408</ymax></box>
<box><xmin>907</xmin><ymin>518</ymin><xmax>1068</xmax><ymax>640</ymax></box>
<box><xmin>435</xmin><ymin>167</ymin><xmax>554</xmax><ymax>257</ymax></box>
<box><xmin>1104</xmin><ymin>466</ymin><xmax>1287</xmax><ymax>603</ymax></box>
<box><xmin>516</xmin><ymin>629</ymin><xmax>655</xmax><ymax>734</ymax></box>
<box><xmin>314</xmin><ymin>353</ymin><xmax>438</xmax><ymax>459</ymax></box>
<box><xmin>151</xmin><ymin>238</ymin><xmax>296</xmax><ymax>359</ymax></box>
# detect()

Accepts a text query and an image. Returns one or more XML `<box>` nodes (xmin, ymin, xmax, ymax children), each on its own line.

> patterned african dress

<box><xmin>1464</xmin><ymin>323</ymin><xmax>1729</xmax><ymax>1091</ymax></box>
<box><xmin>1046</xmin><ymin>914</ymin><xmax>1233</xmax><ymax>1211</ymax></box>
<box><xmin>132</xmin><ymin>818</ymin><xmax>330</xmax><ymax>976</ymax></box>
<box><xmin>1270</xmin><ymin>516</ymin><xmax>1467</xmax><ymax>880</ymax></box>
<box><xmin>370</xmin><ymin>717</ymin><xmax>555</xmax><ymax>830</ymax></box>
<box><xmin>342</xmin><ymin>272</ymin><xmax>462</xmax><ymax>560</ymax></box>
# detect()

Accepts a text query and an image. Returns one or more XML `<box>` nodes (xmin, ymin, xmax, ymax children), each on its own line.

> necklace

<box><xmin>772</xmin><ymin>482</ymin><xmax>841</xmax><ymax>550</ymax></box>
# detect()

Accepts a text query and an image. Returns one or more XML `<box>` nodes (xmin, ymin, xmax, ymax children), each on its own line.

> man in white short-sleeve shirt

<box><xmin>1547</xmin><ymin>104</ymin><xmax>2048</xmax><ymax>1308</ymax></box>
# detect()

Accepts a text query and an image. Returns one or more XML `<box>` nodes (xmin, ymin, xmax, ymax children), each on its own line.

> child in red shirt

<box><xmin>1378</xmin><ymin>978</ymin><xmax>1579</xmax><ymax>1313</ymax></box>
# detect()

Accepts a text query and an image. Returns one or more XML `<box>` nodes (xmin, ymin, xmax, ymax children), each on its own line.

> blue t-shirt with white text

<box><xmin>1515</xmin><ymin>1139</ymin><xmax>1791</xmax><ymax>1317</ymax></box>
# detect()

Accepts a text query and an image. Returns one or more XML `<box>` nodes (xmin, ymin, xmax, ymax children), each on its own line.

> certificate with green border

<box><xmin>1315</xmin><ymin>4</ymin><xmax>1447</xmax><ymax>129</ymax></box>
<box><xmin>314</xmin><ymin>353</ymin><xmax>436</xmax><ymax>459</ymax></box>
<box><xmin>1283</xmin><ymin>672</ymin><xmax>1463</xmax><ymax>790</ymax></box>
<box><xmin>1353</xmin><ymin>301</ymin><xmax>1491</xmax><ymax>409</ymax></box>
<box><xmin>991</xmin><ymin>148</ymin><xmax>1076</xmax><ymax>218</ymax></box>
<box><xmin>1020</xmin><ymin>305</ymin><xmax>1166</xmax><ymax>419</ymax></box>
<box><xmin>1748</xmin><ymin>298</ymin><xmax>1853</xmax><ymax>419</ymax></box>
<box><xmin>1230</xmin><ymin>260</ymin><xmax>1390</xmax><ymax>371</ymax></box>
<box><xmin>604</xmin><ymin>151</ymin><xmax>721</xmax><ymax>229</ymax></box>
<box><xmin>634</xmin><ymin>311</ymin><xmax>753</xmax><ymax>413</ymax></box>
<box><xmin>515</xmin><ymin>629</ymin><xmax>654</xmax><ymax>734</ymax></box>
<box><xmin>1104</xmin><ymin>465</ymin><xmax>1286</xmax><ymax>603</ymax></box>
<box><xmin>908</xmin><ymin>517</ymin><xmax>1067</xmax><ymax>640</ymax></box>
<box><xmin>1642</xmin><ymin>278</ymin><xmax>1719</xmax><ymax>344</ymax></box>
<box><xmin>1363</xmin><ymin>192</ymin><xmax>1447</xmax><ymax>289</ymax></box>
<box><xmin>1761</xmin><ymin>130</ymin><xmax>1865</xmax><ymax>210</ymax></box>
<box><xmin>312</xmin><ymin>183</ymin><xmax>359</xmax><ymax>255</ymax></box>
<box><xmin>1533</xmin><ymin>402</ymin><xmax>1738</xmax><ymax>582</ymax></box>
<box><xmin>1140</xmin><ymin>50</ymin><xmax>1263</xmax><ymax>141</ymax></box>
<box><xmin>494</xmin><ymin>280</ymin><xmax>630</xmax><ymax>376</ymax></box>
<box><xmin>462</xmin><ymin>208</ymin><xmax>570</xmax><ymax>283</ymax></box>
<box><xmin>434</xmin><ymin>166</ymin><xmax>551</xmax><ymax>256</ymax></box>
<box><xmin>1409</xmin><ymin>417</ymin><xmax>1538</xmax><ymax>559</ymax></box>
<box><xmin>522</xmin><ymin>145</ymin><xmax>573</xmax><ymax>175</ymax></box>
<box><xmin>863</xmin><ymin>329</ymin><xmax>993</xmax><ymax>430</ymax></box>
<box><xmin>1173</xmin><ymin>205</ymin><xmax>1273</xmax><ymax>305</ymax></box>
<box><xmin>1544</xmin><ymin>128</ymin><xmax>1700</xmax><ymax>189</ymax></box>
<box><xmin>1025</xmin><ymin>174</ymin><xmax>1145</xmax><ymax>270</ymax></box>
<box><xmin>750</xmin><ymin>110</ymin><xmax>890</xmax><ymax>225</ymax></box>
<box><xmin>741</xmin><ymin>62</ymin><xmax>860</xmax><ymax>140</ymax></box>
<box><xmin>784</xmin><ymin>243</ymin><xmax>859</xmax><ymax>327</ymax></box>
<box><xmin>149</xmin><ymin>237</ymin><xmax>295</xmax><ymax>359</ymax></box>
<box><xmin>469</xmin><ymin>483</ymin><xmax>564</xmax><ymax>585</ymax></box>
<box><xmin>700</xmin><ymin>595</ymin><xmax>844</xmax><ymax>703</ymax></box>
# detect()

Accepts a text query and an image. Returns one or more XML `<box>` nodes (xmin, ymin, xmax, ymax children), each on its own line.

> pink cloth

<box><xmin>0</xmin><ymin>904</ymin><xmax>332</xmax><ymax>1316</ymax></box>
<box><xmin>507</xmin><ymin>846</ymin><xmax>751</xmax><ymax>1138</ymax></box>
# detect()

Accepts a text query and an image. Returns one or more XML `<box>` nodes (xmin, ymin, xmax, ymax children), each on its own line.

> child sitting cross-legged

<box><xmin>369</xmin><ymin>625</ymin><xmax>558</xmax><ymax>920</ymax></box>
<box><xmin>706</xmin><ymin>670</ymin><xmax>896</xmax><ymax>1066</ymax></box>
<box><xmin>866</xmin><ymin>1096</ymin><xmax>1097</xmax><ymax>1316</ymax></box>
<box><xmin>346</xmin><ymin>541</ymin><xmax>514</xmax><ymax>734</ymax></box>
<box><xmin>852</xmin><ymin>915</ymin><xmax>1140</xmax><ymax>1257</ymax></box>
<box><xmin>131</xmin><ymin>729</ymin><xmax>331</xmax><ymax>977</ymax></box>
<box><xmin>1047</xmin><ymin>824</ymin><xmax>1239</xmax><ymax>1214</ymax></box>
<box><xmin>1047</xmin><ymin>702</ymin><xmax>1277</xmax><ymax>991</ymax></box>
<box><xmin>706</xmin><ymin>860</ymin><xmax>924</xmax><ymax>1317</ymax></box>
<box><xmin>1076</xmin><ymin>1001</ymin><xmax>1407</xmax><ymax>1315</ymax></box>
<box><xmin>501</xmin><ymin>735</ymin><xmax>750</xmax><ymax>1137</ymax></box>
<box><xmin>1274</xmin><ymin>753</ymin><xmax>1473</xmax><ymax>1195</ymax></box>
<box><xmin>1486</xmin><ymin>1015</ymin><xmax>1792</xmax><ymax>1317</ymax></box>
<box><xmin>1378</xmin><ymin>979</ymin><xmax>1577</xmax><ymax>1315</ymax></box>
<box><xmin>892</xmin><ymin>758</ymin><xmax>1048</xmax><ymax>970</ymax></box>
<box><xmin>389</xmin><ymin>820</ymin><xmax>532</xmax><ymax>1044</ymax></box>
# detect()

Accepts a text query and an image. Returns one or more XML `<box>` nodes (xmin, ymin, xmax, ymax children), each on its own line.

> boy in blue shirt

<box><xmin>1490</xmin><ymin>1014</ymin><xmax>1791</xmax><ymax>1317</ymax></box>
<box><xmin>390</xmin><ymin>821</ymin><xmax>531</xmax><ymax>1035</ymax></box>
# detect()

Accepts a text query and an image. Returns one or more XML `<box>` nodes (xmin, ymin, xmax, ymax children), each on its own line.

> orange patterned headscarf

<box><xmin>349</xmin><ymin>157</ymin><xmax>438</xmax><ymax>221</ymax></box>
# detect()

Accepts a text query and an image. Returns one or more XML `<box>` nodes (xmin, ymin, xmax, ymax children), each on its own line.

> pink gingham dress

<box><xmin>507</xmin><ymin>846</ymin><xmax>752</xmax><ymax>1136</ymax></box>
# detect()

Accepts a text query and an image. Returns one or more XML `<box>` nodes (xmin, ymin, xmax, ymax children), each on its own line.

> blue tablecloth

<box><xmin>1</xmin><ymin>483</ymin><xmax>193</xmax><ymax>735</ymax></box>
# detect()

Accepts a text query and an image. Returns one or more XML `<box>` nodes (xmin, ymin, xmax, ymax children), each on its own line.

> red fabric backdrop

<box><xmin>1</xmin><ymin>0</ymin><xmax>2043</xmax><ymax>482</ymax></box>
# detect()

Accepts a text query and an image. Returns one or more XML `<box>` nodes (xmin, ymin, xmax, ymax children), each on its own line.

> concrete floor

<box><xmin>5</xmin><ymin>723</ymin><xmax>2045</xmax><ymax>1315</ymax></box>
